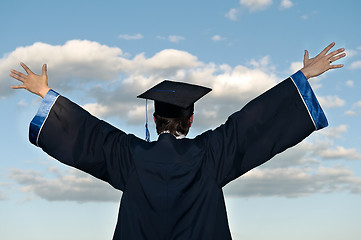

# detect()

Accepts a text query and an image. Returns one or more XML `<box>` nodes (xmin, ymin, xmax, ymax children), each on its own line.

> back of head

<box><xmin>153</xmin><ymin>113</ymin><xmax>192</xmax><ymax>137</ymax></box>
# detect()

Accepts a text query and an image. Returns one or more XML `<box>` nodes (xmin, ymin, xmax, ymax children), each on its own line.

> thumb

<box><xmin>303</xmin><ymin>50</ymin><xmax>309</xmax><ymax>65</ymax></box>
<box><xmin>42</xmin><ymin>64</ymin><xmax>47</xmax><ymax>76</ymax></box>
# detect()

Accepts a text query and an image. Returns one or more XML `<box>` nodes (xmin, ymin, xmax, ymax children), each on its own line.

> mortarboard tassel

<box><xmin>145</xmin><ymin>99</ymin><xmax>150</xmax><ymax>142</ymax></box>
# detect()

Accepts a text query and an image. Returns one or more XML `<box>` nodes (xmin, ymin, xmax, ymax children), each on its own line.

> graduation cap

<box><xmin>137</xmin><ymin>80</ymin><xmax>211</xmax><ymax>141</ymax></box>
<box><xmin>137</xmin><ymin>80</ymin><xmax>212</xmax><ymax>118</ymax></box>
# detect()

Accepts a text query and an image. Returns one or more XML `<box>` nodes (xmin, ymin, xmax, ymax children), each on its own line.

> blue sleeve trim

<box><xmin>29</xmin><ymin>90</ymin><xmax>60</xmax><ymax>146</ymax></box>
<box><xmin>290</xmin><ymin>71</ymin><xmax>328</xmax><ymax>130</ymax></box>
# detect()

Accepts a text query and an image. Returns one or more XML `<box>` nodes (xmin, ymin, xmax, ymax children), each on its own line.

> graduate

<box><xmin>10</xmin><ymin>42</ymin><xmax>345</xmax><ymax>240</ymax></box>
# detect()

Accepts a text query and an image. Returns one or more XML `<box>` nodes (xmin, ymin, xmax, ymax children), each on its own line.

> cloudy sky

<box><xmin>1</xmin><ymin>0</ymin><xmax>360</xmax><ymax>239</ymax></box>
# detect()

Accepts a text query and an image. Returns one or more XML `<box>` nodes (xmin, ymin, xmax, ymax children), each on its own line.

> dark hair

<box><xmin>153</xmin><ymin>113</ymin><xmax>192</xmax><ymax>137</ymax></box>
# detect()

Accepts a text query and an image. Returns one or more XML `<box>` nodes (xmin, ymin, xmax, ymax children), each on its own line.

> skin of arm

<box><xmin>9</xmin><ymin>43</ymin><xmax>346</xmax><ymax>96</ymax></box>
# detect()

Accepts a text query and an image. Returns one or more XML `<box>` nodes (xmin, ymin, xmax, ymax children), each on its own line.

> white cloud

<box><xmin>345</xmin><ymin>100</ymin><xmax>361</xmax><ymax>116</ymax></box>
<box><xmin>345</xmin><ymin>49</ymin><xmax>358</xmax><ymax>58</ymax></box>
<box><xmin>350</xmin><ymin>60</ymin><xmax>361</xmax><ymax>69</ymax></box>
<box><xmin>346</xmin><ymin>80</ymin><xmax>354</xmax><ymax>87</ymax></box>
<box><xmin>0</xmin><ymin>192</ymin><xmax>6</xmax><ymax>200</ymax></box>
<box><xmin>345</xmin><ymin>110</ymin><xmax>357</xmax><ymax>116</ymax></box>
<box><xmin>9</xmin><ymin>167</ymin><xmax>121</xmax><ymax>202</ymax></box>
<box><xmin>212</xmin><ymin>35</ymin><xmax>226</xmax><ymax>42</ymax></box>
<box><xmin>318</xmin><ymin>95</ymin><xmax>346</xmax><ymax>109</ymax></box>
<box><xmin>305</xmin><ymin>139</ymin><xmax>361</xmax><ymax>161</ymax></box>
<box><xmin>83</xmin><ymin>103</ymin><xmax>111</xmax><ymax>118</ymax></box>
<box><xmin>262</xmin><ymin>141</ymin><xmax>317</xmax><ymax>169</ymax></box>
<box><xmin>289</xmin><ymin>61</ymin><xmax>303</xmax><ymax>74</ymax></box>
<box><xmin>355</xmin><ymin>101</ymin><xmax>361</xmax><ymax>107</ymax></box>
<box><xmin>320</xmin><ymin>125</ymin><xmax>347</xmax><ymax>138</ymax></box>
<box><xmin>227</xmin><ymin>0</ymin><xmax>289</xmax><ymax>20</ymax></box>
<box><xmin>0</xmin><ymin>183</ymin><xmax>8</xmax><ymax>200</ymax></box>
<box><xmin>156</xmin><ymin>35</ymin><xmax>185</xmax><ymax>43</ymax></box>
<box><xmin>240</xmin><ymin>0</ymin><xmax>273</xmax><ymax>12</ymax></box>
<box><xmin>210</xmin><ymin>64</ymin><xmax>277</xmax><ymax>99</ymax></box>
<box><xmin>2</xmin><ymin>40</ymin><xmax>283</xmax><ymax>128</ymax></box>
<box><xmin>1</xmin><ymin>40</ymin><xmax>124</xmax><ymax>95</ymax></box>
<box><xmin>168</xmin><ymin>35</ymin><xmax>185</xmax><ymax>43</ymax></box>
<box><xmin>17</xmin><ymin>99</ymin><xmax>29</xmax><ymax>107</ymax></box>
<box><xmin>279</xmin><ymin>0</ymin><xmax>293</xmax><ymax>9</ymax></box>
<box><xmin>224</xmin><ymin>166</ymin><xmax>361</xmax><ymax>197</ymax></box>
<box><xmin>249</xmin><ymin>55</ymin><xmax>273</xmax><ymax>71</ymax></box>
<box><xmin>118</xmin><ymin>33</ymin><xmax>144</xmax><ymax>40</ymax></box>
<box><xmin>300</xmin><ymin>10</ymin><xmax>318</xmax><ymax>20</ymax></box>
<box><xmin>156</xmin><ymin>35</ymin><xmax>166</xmax><ymax>40</ymax></box>
<box><xmin>127</xmin><ymin>49</ymin><xmax>200</xmax><ymax>75</ymax></box>
<box><xmin>225</xmin><ymin>8</ymin><xmax>239</xmax><ymax>21</ymax></box>
<box><xmin>317</xmin><ymin>146</ymin><xmax>361</xmax><ymax>160</ymax></box>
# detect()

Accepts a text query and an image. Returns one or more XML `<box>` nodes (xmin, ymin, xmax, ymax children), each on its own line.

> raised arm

<box><xmin>202</xmin><ymin>42</ymin><xmax>346</xmax><ymax>187</ymax></box>
<box><xmin>9</xmin><ymin>62</ymin><xmax>133</xmax><ymax>191</ymax></box>
<box><xmin>10</xmin><ymin>62</ymin><xmax>50</xmax><ymax>98</ymax></box>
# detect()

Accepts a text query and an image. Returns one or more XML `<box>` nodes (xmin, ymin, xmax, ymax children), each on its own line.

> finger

<box><xmin>9</xmin><ymin>72</ymin><xmax>25</xmax><ymax>82</ymax></box>
<box><xmin>20</xmin><ymin>62</ymin><xmax>34</xmax><ymax>75</ymax></box>
<box><xmin>330</xmin><ymin>64</ymin><xmax>344</xmax><ymax>69</ymax></box>
<box><xmin>321</xmin><ymin>42</ymin><xmax>336</xmax><ymax>55</ymax></box>
<box><xmin>10</xmin><ymin>85</ymin><xmax>26</xmax><ymax>90</ymax></box>
<box><xmin>42</xmin><ymin>64</ymin><xmax>47</xmax><ymax>76</ymax></box>
<box><xmin>327</xmin><ymin>48</ymin><xmax>346</xmax><ymax>59</ymax></box>
<box><xmin>329</xmin><ymin>53</ymin><xmax>346</xmax><ymax>63</ymax></box>
<box><xmin>10</xmin><ymin>69</ymin><xmax>27</xmax><ymax>78</ymax></box>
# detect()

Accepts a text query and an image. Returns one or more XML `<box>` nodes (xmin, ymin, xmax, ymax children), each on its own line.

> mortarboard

<box><xmin>137</xmin><ymin>80</ymin><xmax>212</xmax><ymax>118</ymax></box>
<box><xmin>137</xmin><ymin>80</ymin><xmax>211</xmax><ymax>141</ymax></box>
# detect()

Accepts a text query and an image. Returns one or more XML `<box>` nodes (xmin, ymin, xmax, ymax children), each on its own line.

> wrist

<box><xmin>300</xmin><ymin>68</ymin><xmax>311</xmax><ymax>80</ymax></box>
<box><xmin>39</xmin><ymin>87</ymin><xmax>51</xmax><ymax>98</ymax></box>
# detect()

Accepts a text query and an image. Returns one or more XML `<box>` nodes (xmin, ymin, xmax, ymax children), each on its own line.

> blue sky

<box><xmin>1</xmin><ymin>0</ymin><xmax>361</xmax><ymax>239</ymax></box>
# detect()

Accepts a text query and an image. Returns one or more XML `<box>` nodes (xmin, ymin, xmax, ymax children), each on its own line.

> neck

<box><xmin>160</xmin><ymin>131</ymin><xmax>186</xmax><ymax>139</ymax></box>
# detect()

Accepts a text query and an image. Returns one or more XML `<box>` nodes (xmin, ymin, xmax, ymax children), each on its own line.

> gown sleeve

<box><xmin>29</xmin><ymin>90</ymin><xmax>134</xmax><ymax>191</ymax></box>
<box><xmin>198</xmin><ymin>71</ymin><xmax>328</xmax><ymax>187</ymax></box>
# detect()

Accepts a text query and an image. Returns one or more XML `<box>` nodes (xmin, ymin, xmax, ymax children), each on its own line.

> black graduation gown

<box><xmin>29</xmin><ymin>71</ymin><xmax>327</xmax><ymax>239</ymax></box>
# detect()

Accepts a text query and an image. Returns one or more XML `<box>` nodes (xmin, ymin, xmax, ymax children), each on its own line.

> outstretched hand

<box><xmin>10</xmin><ymin>62</ymin><xmax>50</xmax><ymax>98</ymax></box>
<box><xmin>300</xmin><ymin>42</ymin><xmax>346</xmax><ymax>79</ymax></box>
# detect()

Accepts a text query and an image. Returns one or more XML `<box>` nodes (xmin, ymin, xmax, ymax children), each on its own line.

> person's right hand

<box><xmin>300</xmin><ymin>42</ymin><xmax>346</xmax><ymax>80</ymax></box>
<box><xmin>10</xmin><ymin>62</ymin><xmax>51</xmax><ymax>98</ymax></box>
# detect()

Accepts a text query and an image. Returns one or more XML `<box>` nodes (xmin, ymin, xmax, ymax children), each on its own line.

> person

<box><xmin>10</xmin><ymin>42</ymin><xmax>345</xmax><ymax>240</ymax></box>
